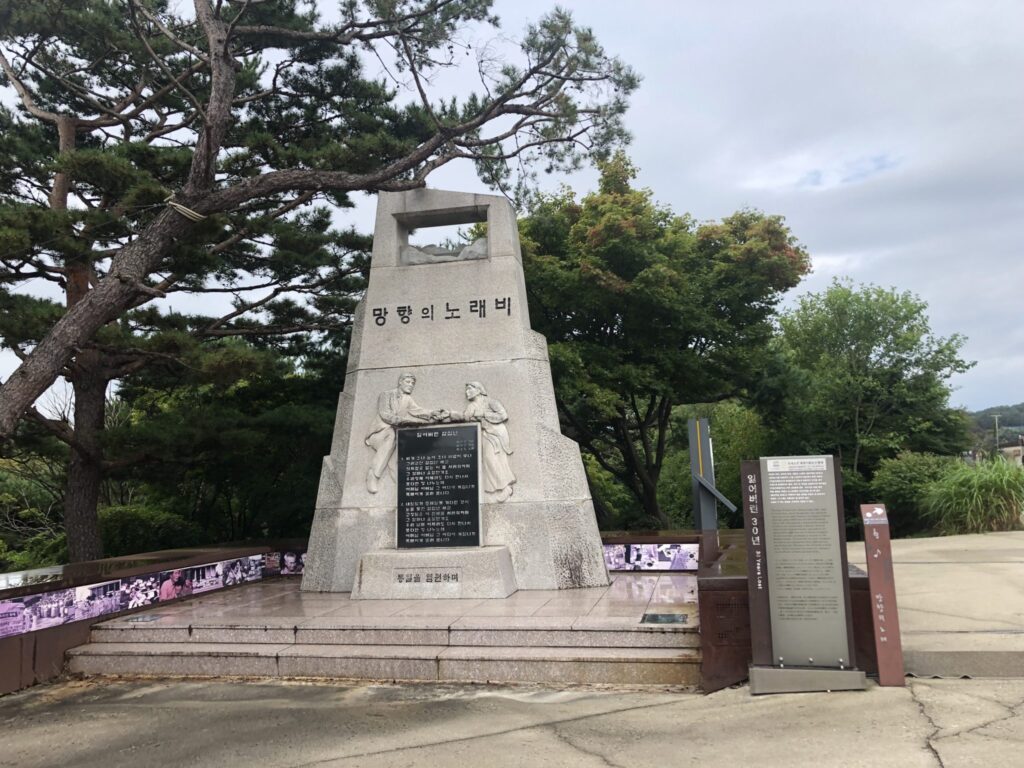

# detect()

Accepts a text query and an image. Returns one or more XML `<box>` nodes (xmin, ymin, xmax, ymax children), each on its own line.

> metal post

<box><xmin>688</xmin><ymin>418</ymin><xmax>735</xmax><ymax>529</ymax></box>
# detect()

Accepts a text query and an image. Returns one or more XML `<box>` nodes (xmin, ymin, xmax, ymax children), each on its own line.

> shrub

<box><xmin>870</xmin><ymin>452</ymin><xmax>958</xmax><ymax>537</ymax></box>
<box><xmin>0</xmin><ymin>531</ymin><xmax>67</xmax><ymax>571</ymax></box>
<box><xmin>99</xmin><ymin>504</ymin><xmax>207</xmax><ymax>557</ymax></box>
<box><xmin>922</xmin><ymin>459</ymin><xmax>1024</xmax><ymax>534</ymax></box>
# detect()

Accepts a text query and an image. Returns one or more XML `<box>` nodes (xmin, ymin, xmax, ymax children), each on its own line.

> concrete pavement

<box><xmin>847</xmin><ymin>530</ymin><xmax>1024</xmax><ymax>677</ymax></box>
<box><xmin>4</xmin><ymin>531</ymin><xmax>1024</xmax><ymax>766</ymax></box>
<box><xmin>2</xmin><ymin>676</ymin><xmax>1023</xmax><ymax>767</ymax></box>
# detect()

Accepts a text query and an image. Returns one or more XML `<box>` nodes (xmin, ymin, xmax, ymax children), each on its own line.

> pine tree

<box><xmin>0</xmin><ymin>0</ymin><xmax>638</xmax><ymax>559</ymax></box>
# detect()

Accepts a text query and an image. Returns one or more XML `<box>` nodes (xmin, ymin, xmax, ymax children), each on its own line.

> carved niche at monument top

<box><xmin>301</xmin><ymin>189</ymin><xmax>608</xmax><ymax>594</ymax></box>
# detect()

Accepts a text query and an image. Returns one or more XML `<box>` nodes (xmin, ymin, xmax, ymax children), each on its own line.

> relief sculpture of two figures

<box><xmin>365</xmin><ymin>373</ymin><xmax>515</xmax><ymax>502</ymax></box>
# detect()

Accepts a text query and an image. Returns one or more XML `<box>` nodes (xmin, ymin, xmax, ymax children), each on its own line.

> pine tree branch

<box><xmin>0</xmin><ymin>48</ymin><xmax>61</xmax><ymax>124</ymax></box>
<box><xmin>231</xmin><ymin>0</ymin><xmax>465</xmax><ymax>46</ymax></box>
<box><xmin>127</xmin><ymin>3</ymin><xmax>210</xmax><ymax>125</ymax></box>
<box><xmin>129</xmin><ymin>0</ymin><xmax>211</xmax><ymax>62</ymax></box>
<box><xmin>102</xmin><ymin>452</ymin><xmax>161</xmax><ymax>472</ymax></box>
<box><xmin>194</xmin><ymin>322</ymin><xmax>344</xmax><ymax>337</ymax></box>
<box><xmin>23</xmin><ymin>405</ymin><xmax>96</xmax><ymax>459</ymax></box>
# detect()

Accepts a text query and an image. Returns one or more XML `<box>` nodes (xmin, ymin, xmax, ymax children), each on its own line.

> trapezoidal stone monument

<box><xmin>302</xmin><ymin>189</ymin><xmax>608</xmax><ymax>597</ymax></box>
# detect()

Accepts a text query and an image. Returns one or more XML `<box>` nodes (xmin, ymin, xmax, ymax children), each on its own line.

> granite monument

<box><xmin>301</xmin><ymin>189</ymin><xmax>609</xmax><ymax>597</ymax></box>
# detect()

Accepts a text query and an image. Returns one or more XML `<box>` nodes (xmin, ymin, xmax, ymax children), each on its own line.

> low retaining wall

<box><xmin>0</xmin><ymin>542</ymin><xmax>306</xmax><ymax>695</ymax></box>
<box><xmin>5</xmin><ymin>532</ymin><xmax>819</xmax><ymax>695</ymax></box>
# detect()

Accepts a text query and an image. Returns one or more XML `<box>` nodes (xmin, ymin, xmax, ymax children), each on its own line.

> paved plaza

<box><xmin>2</xmin><ymin>676</ymin><xmax>1023</xmax><ymax>768</ymax></box>
<box><xmin>105</xmin><ymin>570</ymin><xmax>698</xmax><ymax>622</ymax></box>
<box><xmin>847</xmin><ymin>530</ymin><xmax>1024</xmax><ymax>676</ymax></box>
<box><xmin>4</xmin><ymin>531</ymin><xmax>1024</xmax><ymax>766</ymax></box>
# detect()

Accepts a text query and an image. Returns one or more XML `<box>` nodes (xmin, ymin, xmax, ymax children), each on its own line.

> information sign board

<box><xmin>760</xmin><ymin>455</ymin><xmax>855</xmax><ymax>668</ymax></box>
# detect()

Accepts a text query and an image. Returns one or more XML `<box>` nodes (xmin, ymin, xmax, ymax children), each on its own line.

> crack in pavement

<box><xmin>908</xmin><ymin>681</ymin><xmax>946</xmax><ymax>768</ymax></box>
<box><xmin>941</xmin><ymin>695</ymin><xmax>1024</xmax><ymax>741</ymax></box>
<box><xmin>548</xmin><ymin>724</ymin><xmax>624</xmax><ymax>768</ymax></box>
<box><xmin>286</xmin><ymin>697</ymin><xmax>686</xmax><ymax>768</ymax></box>
<box><xmin>909</xmin><ymin>681</ymin><xmax>1024</xmax><ymax>764</ymax></box>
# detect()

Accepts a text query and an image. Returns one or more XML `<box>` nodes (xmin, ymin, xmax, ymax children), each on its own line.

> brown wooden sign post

<box><xmin>860</xmin><ymin>504</ymin><xmax>905</xmax><ymax>686</ymax></box>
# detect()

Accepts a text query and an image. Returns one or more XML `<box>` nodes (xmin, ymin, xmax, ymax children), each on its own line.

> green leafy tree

<box><xmin>0</xmin><ymin>338</ymin><xmax>336</xmax><ymax>565</ymax></box>
<box><xmin>521</xmin><ymin>155</ymin><xmax>809</xmax><ymax>527</ymax></box>
<box><xmin>764</xmin><ymin>280</ymin><xmax>973</xmax><ymax>520</ymax></box>
<box><xmin>0</xmin><ymin>454</ymin><xmax>66</xmax><ymax>569</ymax></box>
<box><xmin>98</xmin><ymin>504</ymin><xmax>206</xmax><ymax>557</ymax></box>
<box><xmin>0</xmin><ymin>0</ymin><xmax>637</xmax><ymax>559</ymax></box>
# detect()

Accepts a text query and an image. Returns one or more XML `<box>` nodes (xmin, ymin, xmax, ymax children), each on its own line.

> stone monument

<box><xmin>301</xmin><ymin>189</ymin><xmax>609</xmax><ymax>597</ymax></box>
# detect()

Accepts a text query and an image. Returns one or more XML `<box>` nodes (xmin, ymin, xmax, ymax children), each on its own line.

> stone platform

<box><xmin>352</xmin><ymin>546</ymin><xmax>517</xmax><ymax>599</ymax></box>
<box><xmin>68</xmin><ymin>573</ymin><xmax>700</xmax><ymax>687</ymax></box>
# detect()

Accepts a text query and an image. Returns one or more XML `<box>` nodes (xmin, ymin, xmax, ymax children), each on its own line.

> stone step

<box><xmin>903</xmin><ymin>632</ymin><xmax>1024</xmax><ymax>678</ymax></box>
<box><xmin>89</xmin><ymin>615</ymin><xmax>699</xmax><ymax>649</ymax></box>
<box><xmin>67</xmin><ymin>642</ymin><xmax>700</xmax><ymax>686</ymax></box>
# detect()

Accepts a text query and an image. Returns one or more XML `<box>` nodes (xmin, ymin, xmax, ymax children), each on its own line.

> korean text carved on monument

<box><xmin>398</xmin><ymin>425</ymin><xmax>480</xmax><ymax>548</ymax></box>
<box><xmin>371</xmin><ymin>297</ymin><xmax>512</xmax><ymax>326</ymax></box>
<box><xmin>395</xmin><ymin>569</ymin><xmax>461</xmax><ymax>584</ymax></box>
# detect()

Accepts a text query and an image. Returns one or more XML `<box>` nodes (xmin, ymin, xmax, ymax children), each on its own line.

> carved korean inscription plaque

<box><xmin>761</xmin><ymin>455</ymin><xmax>854</xmax><ymax>668</ymax></box>
<box><xmin>398</xmin><ymin>425</ymin><xmax>480</xmax><ymax>548</ymax></box>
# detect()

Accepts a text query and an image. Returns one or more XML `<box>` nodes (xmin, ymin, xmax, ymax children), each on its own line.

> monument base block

<box><xmin>352</xmin><ymin>546</ymin><xmax>518</xmax><ymax>600</ymax></box>
<box><xmin>749</xmin><ymin>665</ymin><xmax>867</xmax><ymax>695</ymax></box>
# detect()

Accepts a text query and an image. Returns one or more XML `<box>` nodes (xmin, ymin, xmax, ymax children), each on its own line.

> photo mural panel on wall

<box><xmin>0</xmin><ymin>550</ymin><xmax>305</xmax><ymax>640</ymax></box>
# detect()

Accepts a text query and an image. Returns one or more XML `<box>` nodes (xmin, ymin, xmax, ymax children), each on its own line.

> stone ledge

<box><xmin>352</xmin><ymin>546</ymin><xmax>517</xmax><ymax>600</ymax></box>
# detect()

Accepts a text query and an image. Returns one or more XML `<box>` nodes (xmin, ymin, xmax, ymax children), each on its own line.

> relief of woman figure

<box><xmin>451</xmin><ymin>381</ymin><xmax>516</xmax><ymax>502</ymax></box>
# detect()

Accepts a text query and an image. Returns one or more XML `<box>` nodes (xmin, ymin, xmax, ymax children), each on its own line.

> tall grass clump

<box><xmin>923</xmin><ymin>459</ymin><xmax>1024</xmax><ymax>534</ymax></box>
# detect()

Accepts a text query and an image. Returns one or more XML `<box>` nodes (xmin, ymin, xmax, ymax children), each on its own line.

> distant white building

<box><xmin>1000</xmin><ymin>445</ymin><xmax>1023</xmax><ymax>467</ymax></box>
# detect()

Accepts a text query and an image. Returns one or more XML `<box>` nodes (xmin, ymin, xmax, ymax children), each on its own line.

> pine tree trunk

<box><xmin>64</xmin><ymin>351</ymin><xmax>106</xmax><ymax>562</ymax></box>
<box><xmin>586</xmin><ymin>474</ymin><xmax>613</xmax><ymax>527</ymax></box>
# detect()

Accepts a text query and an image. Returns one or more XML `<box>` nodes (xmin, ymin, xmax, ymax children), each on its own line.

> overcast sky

<box><xmin>387</xmin><ymin>0</ymin><xmax>1022</xmax><ymax>411</ymax></box>
<box><xmin>3</xmin><ymin>1</ymin><xmax>1021</xmax><ymax>412</ymax></box>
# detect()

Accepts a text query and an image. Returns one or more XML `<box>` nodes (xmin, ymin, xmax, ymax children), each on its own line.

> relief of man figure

<box><xmin>365</xmin><ymin>372</ymin><xmax>448</xmax><ymax>493</ymax></box>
